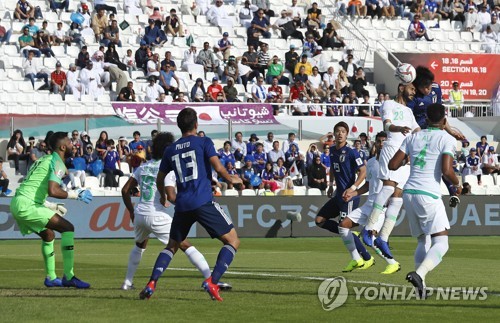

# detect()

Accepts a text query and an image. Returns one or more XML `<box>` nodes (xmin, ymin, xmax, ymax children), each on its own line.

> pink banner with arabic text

<box><xmin>112</xmin><ymin>102</ymin><xmax>279</xmax><ymax>125</ymax></box>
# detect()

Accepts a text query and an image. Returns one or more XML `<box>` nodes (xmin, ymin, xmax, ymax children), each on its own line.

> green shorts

<box><xmin>10</xmin><ymin>196</ymin><xmax>55</xmax><ymax>236</ymax></box>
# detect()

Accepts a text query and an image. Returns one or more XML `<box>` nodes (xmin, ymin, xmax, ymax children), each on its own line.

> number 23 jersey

<box><xmin>160</xmin><ymin>135</ymin><xmax>217</xmax><ymax>212</ymax></box>
<box><xmin>381</xmin><ymin>100</ymin><xmax>420</xmax><ymax>148</ymax></box>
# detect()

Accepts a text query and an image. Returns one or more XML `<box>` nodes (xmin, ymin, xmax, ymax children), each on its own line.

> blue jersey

<box><xmin>407</xmin><ymin>82</ymin><xmax>442</xmax><ymax>129</ymax></box>
<box><xmin>466</xmin><ymin>155</ymin><xmax>480</xmax><ymax>168</ymax></box>
<box><xmin>159</xmin><ymin>135</ymin><xmax>217</xmax><ymax>212</ymax></box>
<box><xmin>320</xmin><ymin>152</ymin><xmax>330</xmax><ymax>167</ymax></box>
<box><xmin>329</xmin><ymin>144</ymin><xmax>365</xmax><ymax>199</ymax></box>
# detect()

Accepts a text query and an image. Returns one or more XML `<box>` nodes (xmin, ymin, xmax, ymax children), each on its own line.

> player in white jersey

<box><xmin>389</xmin><ymin>103</ymin><xmax>461</xmax><ymax>298</ymax></box>
<box><xmin>343</xmin><ymin>131</ymin><xmax>401</xmax><ymax>274</ymax></box>
<box><xmin>362</xmin><ymin>81</ymin><xmax>421</xmax><ymax>258</ymax></box>
<box><xmin>120</xmin><ymin>132</ymin><xmax>229</xmax><ymax>290</ymax></box>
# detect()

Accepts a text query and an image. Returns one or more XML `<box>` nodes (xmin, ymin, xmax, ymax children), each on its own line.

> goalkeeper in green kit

<box><xmin>10</xmin><ymin>132</ymin><xmax>93</xmax><ymax>288</ymax></box>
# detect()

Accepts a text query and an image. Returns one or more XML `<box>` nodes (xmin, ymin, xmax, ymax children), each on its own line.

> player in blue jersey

<box><xmin>407</xmin><ymin>66</ymin><xmax>442</xmax><ymax>130</ymax></box>
<box><xmin>315</xmin><ymin>121</ymin><xmax>375</xmax><ymax>272</ymax></box>
<box><xmin>139</xmin><ymin>108</ymin><xmax>242</xmax><ymax>302</ymax></box>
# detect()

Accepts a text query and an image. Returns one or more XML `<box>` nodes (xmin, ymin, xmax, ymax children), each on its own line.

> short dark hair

<box><xmin>413</xmin><ymin>66</ymin><xmax>435</xmax><ymax>88</ymax></box>
<box><xmin>151</xmin><ymin>129</ymin><xmax>158</xmax><ymax>136</ymax></box>
<box><xmin>48</xmin><ymin>132</ymin><xmax>68</xmax><ymax>151</ymax></box>
<box><xmin>133</xmin><ymin>131</ymin><xmax>141</xmax><ymax>136</ymax></box>
<box><xmin>224</xmin><ymin>140</ymin><xmax>231</xmax><ymax>146</ymax></box>
<box><xmin>376</xmin><ymin>131</ymin><xmax>387</xmax><ymax>140</ymax></box>
<box><xmin>152</xmin><ymin>132</ymin><xmax>175</xmax><ymax>160</ymax></box>
<box><xmin>177</xmin><ymin>108</ymin><xmax>197</xmax><ymax>133</ymax></box>
<box><xmin>426</xmin><ymin>103</ymin><xmax>445</xmax><ymax>123</ymax></box>
<box><xmin>334</xmin><ymin>121</ymin><xmax>349</xmax><ymax>133</ymax></box>
<box><xmin>106</xmin><ymin>139</ymin><xmax>115</xmax><ymax>146</ymax></box>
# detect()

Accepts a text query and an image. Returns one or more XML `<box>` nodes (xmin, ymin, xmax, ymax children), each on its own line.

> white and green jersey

<box><xmin>381</xmin><ymin>100</ymin><xmax>420</xmax><ymax>148</ymax></box>
<box><xmin>366</xmin><ymin>157</ymin><xmax>383</xmax><ymax>205</ymax></box>
<box><xmin>132</xmin><ymin>160</ymin><xmax>176</xmax><ymax>216</ymax></box>
<box><xmin>400</xmin><ymin>128</ymin><xmax>456</xmax><ymax>199</ymax></box>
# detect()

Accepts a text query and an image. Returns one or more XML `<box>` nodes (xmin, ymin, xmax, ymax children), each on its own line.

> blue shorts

<box><xmin>170</xmin><ymin>201</ymin><xmax>234</xmax><ymax>242</ymax></box>
<box><xmin>317</xmin><ymin>196</ymin><xmax>360</xmax><ymax>222</ymax></box>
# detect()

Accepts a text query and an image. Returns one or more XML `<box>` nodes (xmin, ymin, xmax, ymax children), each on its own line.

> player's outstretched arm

<box><xmin>442</xmin><ymin>154</ymin><xmax>462</xmax><ymax>195</ymax></box>
<box><xmin>389</xmin><ymin>150</ymin><xmax>407</xmax><ymax>171</ymax></box>
<box><xmin>50</xmin><ymin>181</ymin><xmax>93</xmax><ymax>204</ymax></box>
<box><xmin>384</xmin><ymin>120</ymin><xmax>411</xmax><ymax>135</ymax></box>
<box><xmin>443</xmin><ymin>118</ymin><xmax>465</xmax><ymax>140</ymax></box>
<box><xmin>156</xmin><ymin>170</ymin><xmax>168</xmax><ymax>206</ymax></box>
<box><xmin>210</xmin><ymin>155</ymin><xmax>242</xmax><ymax>185</ymax></box>
<box><xmin>121</xmin><ymin>177</ymin><xmax>138</xmax><ymax>223</ymax></box>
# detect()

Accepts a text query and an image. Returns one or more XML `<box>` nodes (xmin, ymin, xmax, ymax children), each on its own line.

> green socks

<box><xmin>61</xmin><ymin>232</ymin><xmax>75</xmax><ymax>279</ymax></box>
<box><xmin>41</xmin><ymin>240</ymin><xmax>57</xmax><ymax>280</ymax></box>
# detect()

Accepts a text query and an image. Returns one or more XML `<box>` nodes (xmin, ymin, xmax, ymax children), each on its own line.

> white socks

<box><xmin>379</xmin><ymin>197</ymin><xmax>403</xmax><ymax>241</ymax></box>
<box><xmin>366</xmin><ymin>185</ymin><xmax>395</xmax><ymax>230</ymax></box>
<box><xmin>339</xmin><ymin>227</ymin><xmax>361</xmax><ymax>261</ymax></box>
<box><xmin>416</xmin><ymin>236</ymin><xmax>449</xmax><ymax>283</ymax></box>
<box><xmin>124</xmin><ymin>245</ymin><xmax>145</xmax><ymax>286</ymax></box>
<box><xmin>184</xmin><ymin>246</ymin><xmax>211</xmax><ymax>279</ymax></box>
<box><xmin>415</xmin><ymin>235</ymin><xmax>432</xmax><ymax>269</ymax></box>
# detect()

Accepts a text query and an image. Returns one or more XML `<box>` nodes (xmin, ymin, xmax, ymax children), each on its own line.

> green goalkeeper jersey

<box><xmin>15</xmin><ymin>152</ymin><xmax>66</xmax><ymax>205</ymax></box>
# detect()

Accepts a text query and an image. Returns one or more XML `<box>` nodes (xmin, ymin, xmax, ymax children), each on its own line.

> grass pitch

<box><xmin>1</xmin><ymin>237</ymin><xmax>499</xmax><ymax>322</ymax></box>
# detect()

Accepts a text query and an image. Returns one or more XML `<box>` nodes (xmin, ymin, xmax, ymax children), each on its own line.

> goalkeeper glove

<box><xmin>44</xmin><ymin>201</ymin><xmax>68</xmax><ymax>217</ymax></box>
<box><xmin>68</xmin><ymin>189</ymin><xmax>93</xmax><ymax>204</ymax></box>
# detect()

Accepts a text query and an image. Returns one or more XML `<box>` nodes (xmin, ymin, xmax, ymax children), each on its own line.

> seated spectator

<box><xmin>353</xmin><ymin>139</ymin><xmax>368</xmax><ymax>161</ymax></box>
<box><xmin>305</xmin><ymin>2</ymin><xmax>322</xmax><ymax>29</ymax></box>
<box><xmin>408</xmin><ymin>14</ymin><xmax>434</xmax><ymax>41</ymax></box>
<box><xmin>246</xmin><ymin>25</ymin><xmax>263</xmax><ymax>50</ymax></box>
<box><xmin>306</xmin><ymin>143</ymin><xmax>320</xmax><ymax>168</ymax></box>
<box><xmin>352</xmin><ymin>67</ymin><xmax>368</xmax><ymax>97</ymax></box>
<box><xmin>34</xmin><ymin>30</ymin><xmax>55</xmax><ymax>58</ymax></box>
<box><xmin>320</xmin><ymin>146</ymin><xmax>330</xmax><ymax>171</ymax></box>
<box><xmin>66</xmin><ymin>63</ymin><xmax>82</xmax><ymax>99</ymax></box>
<box><xmin>380</xmin><ymin>0</ymin><xmax>396</xmax><ymax>18</ymax></box>
<box><xmin>28</xmin><ymin>140</ymin><xmax>48</xmax><ymax>170</ymax></box>
<box><xmin>117</xmin><ymin>81</ymin><xmax>136</xmax><ymax>101</ymax></box>
<box><xmin>481</xmin><ymin>146</ymin><xmax>499</xmax><ymax>175</ymax></box>
<box><xmin>207</xmin><ymin>76</ymin><xmax>224</xmax><ymax>100</ymax></box>
<box><xmin>223</xmin><ymin>56</ymin><xmax>239</xmax><ymax>83</ymax></box>
<box><xmin>92</xmin><ymin>8</ymin><xmax>108</xmax><ymax>42</ymax></box>
<box><xmin>182</xmin><ymin>43</ymin><xmax>203</xmax><ymax>72</ymax></box>
<box><xmin>273</xmin><ymin>9</ymin><xmax>304</xmax><ymax>42</ymax></box>
<box><xmin>273</xmin><ymin>157</ymin><xmax>288</xmax><ymax>182</ymax></box>
<box><xmin>302</xmin><ymin>33</ymin><xmax>318</xmax><ymax>57</ymax></box>
<box><xmin>23</xmin><ymin>51</ymin><xmax>49</xmax><ymax>90</ymax></box>
<box><xmin>359</xmin><ymin>94</ymin><xmax>371</xmax><ymax>116</ymax></box>
<box><xmin>0</xmin><ymin>19</ymin><xmax>13</xmax><ymax>45</ymax></box>
<box><xmin>266</xmin><ymin>55</ymin><xmax>289</xmax><ymax>85</ymax></box>
<box><xmin>219</xmin><ymin>141</ymin><xmax>237</xmax><ymax>166</ymax></box>
<box><xmin>102</xmin><ymin>139</ymin><xmax>123</xmax><ymax>187</ymax></box>
<box><xmin>481</xmin><ymin>25</ymin><xmax>498</xmax><ymax>53</ymax></box>
<box><xmin>144</xmin><ymin>76</ymin><xmax>165</xmax><ymax>102</ymax></box>
<box><xmin>6</xmin><ymin>130</ymin><xmax>29</xmax><ymax>175</ymax></box>
<box><xmin>215</xmin><ymin>92</ymin><xmax>226</xmax><ymax>102</ymax></box>
<box><xmin>268</xmin><ymin>140</ymin><xmax>285</xmax><ymax>164</ymax></box>
<box><xmin>342</xmin><ymin>96</ymin><xmax>356</xmax><ymax>116</ymax></box>
<box><xmin>164</xmin><ymin>8</ymin><xmax>185</xmax><ymax>37</ymax></box>
<box><xmin>288</xmin><ymin>0</ymin><xmax>303</xmax><ymax>28</ymax></box>
<box><xmin>76</xmin><ymin>46</ymin><xmax>89</xmax><ymax>69</ymax></box>
<box><xmin>252</xmin><ymin>9</ymin><xmax>272</xmax><ymax>39</ymax></box>
<box><xmin>64</xmin><ymin>146</ymin><xmax>86</xmax><ymax>189</ymax></box>
<box><xmin>190</xmin><ymin>78</ymin><xmax>206</xmax><ymax>101</ymax></box>
<box><xmin>217</xmin><ymin>32</ymin><xmax>232</xmax><ymax>62</ymax></box>
<box><xmin>476</xmin><ymin>135</ymin><xmax>489</xmax><ymax>158</ymax></box>
<box><xmin>147</xmin><ymin>53</ymin><xmax>161</xmax><ymax>79</ymax></box>
<box><xmin>307</xmin><ymin>67</ymin><xmax>326</xmax><ymax>99</ymax></box>
<box><xmin>458</xmin><ymin>139</ymin><xmax>470</xmax><ymax>162</ymax></box>
<box><xmin>23</xmin><ymin>17</ymin><xmax>39</xmax><ymax>36</ymax></box>
<box><xmin>253</xmin><ymin>0</ymin><xmax>275</xmax><ymax>19</ymax></box>
<box><xmin>101</xmin><ymin>19</ymin><xmax>122</xmax><ymax>47</ymax></box>
<box><xmin>309</xmin><ymin>96</ymin><xmax>324</xmax><ymax>116</ymax></box>
<box><xmin>143</xmin><ymin>18</ymin><xmax>167</xmax><ymax>46</ymax></box>
<box><xmin>294</xmin><ymin>55</ymin><xmax>313</xmax><ymax>76</ymax></box>
<box><xmin>223</xmin><ymin>161</ymin><xmax>240</xmax><ymax>190</ymax></box>
<box><xmin>462</xmin><ymin>147</ymin><xmax>482</xmax><ymax>185</ymax></box>
<box><xmin>240</xmin><ymin>155</ymin><xmax>258</xmax><ymax>189</ymax></box>
<box><xmin>121</xmin><ymin>49</ymin><xmax>137</xmax><ymax>78</ymax></box>
<box><xmin>252</xmin><ymin>143</ymin><xmax>268</xmax><ymax>174</ymax></box>
<box><xmin>336</xmin><ymin>69</ymin><xmax>350</xmax><ymax>95</ymax></box>
<box><xmin>196</xmin><ymin>42</ymin><xmax>217</xmax><ymax>73</ymax></box>
<box><xmin>223</xmin><ymin>77</ymin><xmax>239</xmax><ymax>102</ymax></box>
<box><xmin>80</xmin><ymin>61</ymin><xmax>105</xmax><ymax>99</ymax></box>
<box><xmin>261</xmin><ymin>161</ymin><xmax>279</xmax><ymax>192</ymax></box>
<box><xmin>15</xmin><ymin>0</ymin><xmax>34</xmax><ymax>21</ymax></box>
<box><xmin>240</xmin><ymin>1</ymin><xmax>259</xmax><ymax>28</ymax></box>
<box><xmin>159</xmin><ymin>63</ymin><xmax>180</xmax><ymax>99</ymax></box>
<box><xmin>339</xmin><ymin>54</ymin><xmax>358</xmax><ymax>81</ymax></box>
<box><xmin>207</xmin><ymin>0</ymin><xmax>233</xmax><ymax>28</ymax></box>
<box><xmin>307</xmin><ymin>155</ymin><xmax>327</xmax><ymax>191</ymax></box>
<box><xmin>246</xmin><ymin>133</ymin><xmax>259</xmax><ymax>155</ymax></box>
<box><xmin>19</xmin><ymin>27</ymin><xmax>40</xmax><ymax>58</ymax></box>
<box><xmin>348</xmin><ymin>0</ymin><xmax>367</xmax><ymax>17</ymax></box>
<box><xmin>51</xmin><ymin>62</ymin><xmax>69</xmax><ymax>100</ymax></box>
<box><xmin>124</xmin><ymin>0</ymin><xmax>143</xmax><ymax>15</ymax></box>
<box><xmin>292</xmin><ymin>92</ymin><xmax>310</xmax><ymax>116</ymax></box>
<box><xmin>326</xmin><ymin>92</ymin><xmax>342</xmax><ymax>116</ymax></box>
<box><xmin>251</xmin><ymin>77</ymin><xmax>269</xmax><ymax>102</ymax></box>
<box><xmin>49</xmin><ymin>0</ymin><xmax>69</xmax><ymax>13</ymax></box>
<box><xmin>0</xmin><ymin>158</ymin><xmax>10</xmax><ymax>196</ymax></box>
<box><xmin>94</xmin><ymin>0</ymin><xmax>117</xmax><ymax>15</ymax></box>
<box><xmin>231</xmin><ymin>132</ymin><xmax>247</xmax><ymax>161</ymax></box>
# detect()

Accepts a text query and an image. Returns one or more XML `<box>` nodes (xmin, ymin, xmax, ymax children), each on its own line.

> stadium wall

<box><xmin>1</xmin><ymin>196</ymin><xmax>498</xmax><ymax>239</ymax></box>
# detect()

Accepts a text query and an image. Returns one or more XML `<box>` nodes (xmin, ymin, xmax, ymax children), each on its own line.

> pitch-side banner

<box><xmin>1</xmin><ymin>196</ymin><xmax>498</xmax><ymax>239</ymax></box>
<box><xmin>392</xmin><ymin>53</ymin><xmax>499</xmax><ymax>101</ymax></box>
<box><xmin>112</xmin><ymin>102</ymin><xmax>279</xmax><ymax>125</ymax></box>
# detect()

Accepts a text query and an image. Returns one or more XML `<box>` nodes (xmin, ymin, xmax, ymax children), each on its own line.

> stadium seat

<box><xmin>293</xmin><ymin>186</ymin><xmax>307</xmax><ymax>196</ymax></box>
<box><xmin>307</xmin><ymin>188</ymin><xmax>322</xmax><ymax>195</ymax></box>
<box><xmin>480</xmin><ymin>175</ymin><xmax>495</xmax><ymax>187</ymax></box>
<box><xmin>471</xmin><ymin>186</ymin><xmax>486</xmax><ymax>195</ymax></box>
<box><xmin>223</xmin><ymin>189</ymin><xmax>239</xmax><ymax>196</ymax></box>
<box><xmin>85</xmin><ymin>176</ymin><xmax>101</xmax><ymax>190</ymax></box>
<box><xmin>486</xmin><ymin>186</ymin><xmax>500</xmax><ymax>195</ymax></box>
<box><xmin>118</xmin><ymin>176</ymin><xmax>130</xmax><ymax>190</ymax></box>
<box><xmin>241</xmin><ymin>189</ymin><xmax>256</xmax><ymax>196</ymax></box>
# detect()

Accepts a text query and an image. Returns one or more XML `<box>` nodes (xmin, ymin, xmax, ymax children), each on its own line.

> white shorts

<box><xmin>378</xmin><ymin>144</ymin><xmax>410</xmax><ymax>190</ymax></box>
<box><xmin>134</xmin><ymin>212</ymin><xmax>172</xmax><ymax>244</ymax></box>
<box><xmin>347</xmin><ymin>202</ymin><xmax>385</xmax><ymax>232</ymax></box>
<box><xmin>403</xmin><ymin>193</ymin><xmax>450</xmax><ymax>237</ymax></box>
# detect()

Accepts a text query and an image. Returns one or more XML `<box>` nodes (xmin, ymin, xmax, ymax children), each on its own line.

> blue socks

<box><xmin>150</xmin><ymin>249</ymin><xmax>174</xmax><ymax>282</ymax></box>
<box><xmin>353</xmin><ymin>233</ymin><xmax>372</xmax><ymax>261</ymax></box>
<box><xmin>211</xmin><ymin>244</ymin><xmax>237</xmax><ymax>284</ymax></box>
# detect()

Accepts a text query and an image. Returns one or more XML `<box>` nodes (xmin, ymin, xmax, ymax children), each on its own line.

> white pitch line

<box><xmin>0</xmin><ymin>266</ymin><xmax>498</xmax><ymax>297</ymax></box>
<box><xmin>0</xmin><ymin>251</ymin><xmax>312</xmax><ymax>257</ymax></box>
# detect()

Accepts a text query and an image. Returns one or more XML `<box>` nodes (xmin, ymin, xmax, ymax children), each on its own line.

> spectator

<box><xmin>117</xmin><ymin>137</ymin><xmax>131</xmax><ymax>167</ymax></box>
<box><xmin>285</xmin><ymin>44</ymin><xmax>299</xmax><ymax>75</ymax></box>
<box><xmin>162</xmin><ymin>8</ymin><xmax>184</xmax><ymax>37</ymax></box>
<box><xmin>366</xmin><ymin>0</ymin><xmax>382</xmax><ymax>19</ymax></box>
<box><xmin>94</xmin><ymin>131</ymin><xmax>109</xmax><ymax>158</ymax></box>
<box><xmin>240</xmin><ymin>1</ymin><xmax>259</xmax><ymax>28</ymax></box>
<box><xmin>76</xmin><ymin>46</ymin><xmax>89</xmax><ymax>69</ymax></box>
<box><xmin>144</xmin><ymin>76</ymin><xmax>164</xmax><ymax>102</ymax></box>
<box><xmin>273</xmin><ymin>157</ymin><xmax>288</xmax><ymax>183</ymax></box>
<box><xmin>335</xmin><ymin>69</ymin><xmax>350</xmax><ymax>95</ymax></box>
<box><xmin>465</xmin><ymin>6</ymin><xmax>481</xmax><ymax>31</ymax></box>
<box><xmin>147</xmin><ymin>53</ymin><xmax>161</xmax><ymax>79</ymax></box>
<box><xmin>247</xmin><ymin>25</ymin><xmax>263</xmax><ymax>50</ymax></box>
<box><xmin>358</xmin><ymin>94</ymin><xmax>371</xmax><ymax>116</ymax></box>
<box><xmin>94</xmin><ymin>0</ymin><xmax>117</xmax><ymax>14</ymax></box>
<box><xmin>143</xmin><ymin>18</ymin><xmax>166</xmax><ymax>46</ymax></box>
<box><xmin>292</xmin><ymin>91</ymin><xmax>310</xmax><ymax>116</ymax></box>
<box><xmin>207</xmin><ymin>76</ymin><xmax>225</xmax><ymax>100</ymax></box>
<box><xmin>339</xmin><ymin>54</ymin><xmax>358</xmax><ymax>81</ymax></box>
<box><xmin>246</xmin><ymin>133</ymin><xmax>259</xmax><ymax>155</ymax></box>
<box><xmin>92</xmin><ymin>8</ymin><xmax>108</xmax><ymax>42</ymax></box>
<box><xmin>351</xmin><ymin>67</ymin><xmax>368</xmax><ymax>97</ymax></box>
<box><xmin>438</xmin><ymin>0</ymin><xmax>454</xmax><ymax>21</ymax></box>
<box><xmin>223</xmin><ymin>77</ymin><xmax>239</xmax><ymax>102</ymax></box>
<box><xmin>190</xmin><ymin>78</ymin><xmax>206</xmax><ymax>101</ymax></box>
<box><xmin>448</xmin><ymin>81</ymin><xmax>464</xmax><ymax>117</ymax></box>
<box><xmin>306</xmin><ymin>143</ymin><xmax>320</xmax><ymax>168</ymax></box>
<box><xmin>121</xmin><ymin>49</ymin><xmax>137</xmax><ymax>78</ymax></box>
<box><xmin>231</xmin><ymin>132</ymin><xmax>247</xmax><ymax>161</ymax></box>
<box><xmin>342</xmin><ymin>96</ymin><xmax>356</xmax><ymax>116</ymax></box>
<box><xmin>129</xmin><ymin>131</ymin><xmax>146</xmax><ymax>154</ymax></box>
<box><xmin>326</xmin><ymin>92</ymin><xmax>342</xmax><ymax>116</ymax></box>
<box><xmin>27</xmin><ymin>140</ymin><xmax>47</xmax><ymax>171</ymax></box>
<box><xmin>288</xmin><ymin>0</ymin><xmax>303</xmax><ymax>28</ymax></box>
<box><xmin>348</xmin><ymin>0</ymin><xmax>367</xmax><ymax>18</ymax></box>
<box><xmin>23</xmin><ymin>51</ymin><xmax>49</xmax><ymax>89</ymax></box>
<box><xmin>7</xmin><ymin>130</ymin><xmax>29</xmax><ymax>175</ymax></box>
<box><xmin>285</xmin><ymin>143</ymin><xmax>301</xmax><ymax>169</ymax></box>
<box><xmin>288</xmin><ymin>78</ymin><xmax>307</xmax><ymax>102</ymax></box>
<box><xmin>307</xmin><ymin>67</ymin><xmax>326</xmax><ymax>99</ymax></box>
<box><xmin>124</xmin><ymin>0</ymin><xmax>143</xmax><ymax>14</ymax></box>
<box><xmin>182</xmin><ymin>43</ymin><xmax>201</xmax><ymax>72</ymax></box>
<box><xmin>219</xmin><ymin>141</ymin><xmax>236</xmax><ymax>168</ymax></box>
<box><xmin>101</xmin><ymin>19</ymin><xmax>122</xmax><ymax>47</ymax></box>
<box><xmin>302</xmin><ymin>33</ymin><xmax>318</xmax><ymax>57</ymax></box>
<box><xmin>489</xmin><ymin>13</ymin><xmax>499</xmax><ymax>34</ymax></box>
<box><xmin>481</xmin><ymin>25</ymin><xmax>498</xmax><ymax>53</ymax></box>
<box><xmin>80</xmin><ymin>131</ymin><xmax>92</xmax><ymax>151</ymax></box>
<box><xmin>253</xmin><ymin>0</ymin><xmax>275</xmax><ymax>19</ymax></box>
<box><xmin>424</xmin><ymin>0</ymin><xmax>441</xmax><ymax>22</ymax></box>
<box><xmin>260</xmin><ymin>162</ymin><xmax>279</xmax><ymax>192</ymax></box>
<box><xmin>34</xmin><ymin>30</ymin><xmax>55</xmax><ymax>58</ymax></box>
<box><xmin>320</xmin><ymin>146</ymin><xmax>330</xmax><ymax>171</ymax></box>
<box><xmin>353</xmin><ymin>140</ymin><xmax>368</xmax><ymax>162</ymax></box>
<box><xmin>252</xmin><ymin>143</ymin><xmax>268</xmax><ymax>174</ymax></box>
<box><xmin>19</xmin><ymin>27</ymin><xmax>40</xmax><ymax>58</ymax></box>
<box><xmin>223</xmin><ymin>55</ymin><xmax>239</xmax><ymax>83</ymax></box>
<box><xmin>49</xmin><ymin>0</ymin><xmax>69</xmax><ymax>13</ymax></box>
<box><xmin>408</xmin><ymin>14</ymin><xmax>434</xmax><ymax>41</ymax></box>
<box><xmin>197</xmin><ymin>41</ymin><xmax>217</xmax><ymax>73</ymax></box>
<box><xmin>159</xmin><ymin>63</ymin><xmax>180</xmax><ymax>99</ymax></box>
<box><xmin>266</xmin><ymin>55</ymin><xmax>289</xmax><ymax>85</ymax></box>
<box><xmin>14</xmin><ymin>0</ymin><xmax>34</xmax><ymax>21</ymax></box>
<box><xmin>0</xmin><ymin>158</ymin><xmax>10</xmax><ymax>196</ymax></box>
<box><xmin>307</xmin><ymin>155</ymin><xmax>327</xmax><ymax>191</ymax></box>
<box><xmin>268</xmin><ymin>77</ymin><xmax>284</xmax><ymax>113</ymax></box>
<box><xmin>117</xmin><ymin>81</ymin><xmax>136</xmax><ymax>101</ymax></box>
<box><xmin>322</xmin><ymin>66</ymin><xmax>337</xmax><ymax>96</ymax></box>
<box><xmin>462</xmin><ymin>147</ymin><xmax>482</xmax><ymax>185</ymax></box>
<box><xmin>149</xmin><ymin>6</ymin><xmax>163</xmax><ymax>24</ymax></box>
<box><xmin>294</xmin><ymin>55</ymin><xmax>313</xmax><ymax>76</ymax></box>
<box><xmin>268</xmin><ymin>140</ymin><xmax>285</xmax><ymax>165</ymax></box>
<box><xmin>476</xmin><ymin>135</ymin><xmax>489</xmax><ymax>157</ymax></box>
<box><xmin>240</xmin><ymin>155</ymin><xmax>258</xmax><ymax>189</ymax></box>
<box><xmin>249</xmin><ymin>77</ymin><xmax>266</xmax><ymax>102</ymax></box>
<box><xmin>207</xmin><ymin>0</ymin><xmax>233</xmax><ymax>28</ymax></box>
<box><xmin>67</xmin><ymin>63</ymin><xmax>82</xmax><ymax>100</ymax></box>
<box><xmin>51</xmin><ymin>61</ymin><xmax>69</xmax><ymax>100</ymax></box>
<box><xmin>53</xmin><ymin>22</ymin><xmax>71</xmax><ymax>46</ymax></box>
<box><xmin>481</xmin><ymin>146</ymin><xmax>500</xmax><ymax>175</ymax></box>
<box><xmin>451</xmin><ymin>0</ymin><xmax>466</xmax><ymax>23</ymax></box>
<box><xmin>458</xmin><ymin>139</ymin><xmax>470</xmax><ymax>162</ymax></box>
<box><xmin>252</xmin><ymin>9</ymin><xmax>272</xmax><ymax>39</ymax></box>
<box><xmin>306</xmin><ymin>2</ymin><xmax>322</xmax><ymax>29</ymax></box>
<box><xmin>273</xmin><ymin>10</ymin><xmax>304</xmax><ymax>42</ymax></box>
<box><xmin>0</xmin><ymin>19</ymin><xmax>13</xmax><ymax>45</ymax></box>
<box><xmin>217</xmin><ymin>32</ymin><xmax>232</xmax><ymax>62</ymax></box>
<box><xmin>102</xmin><ymin>139</ymin><xmax>123</xmax><ymax>188</ymax></box>
<box><xmin>80</xmin><ymin>61</ymin><xmax>104</xmax><ymax>99</ymax></box>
